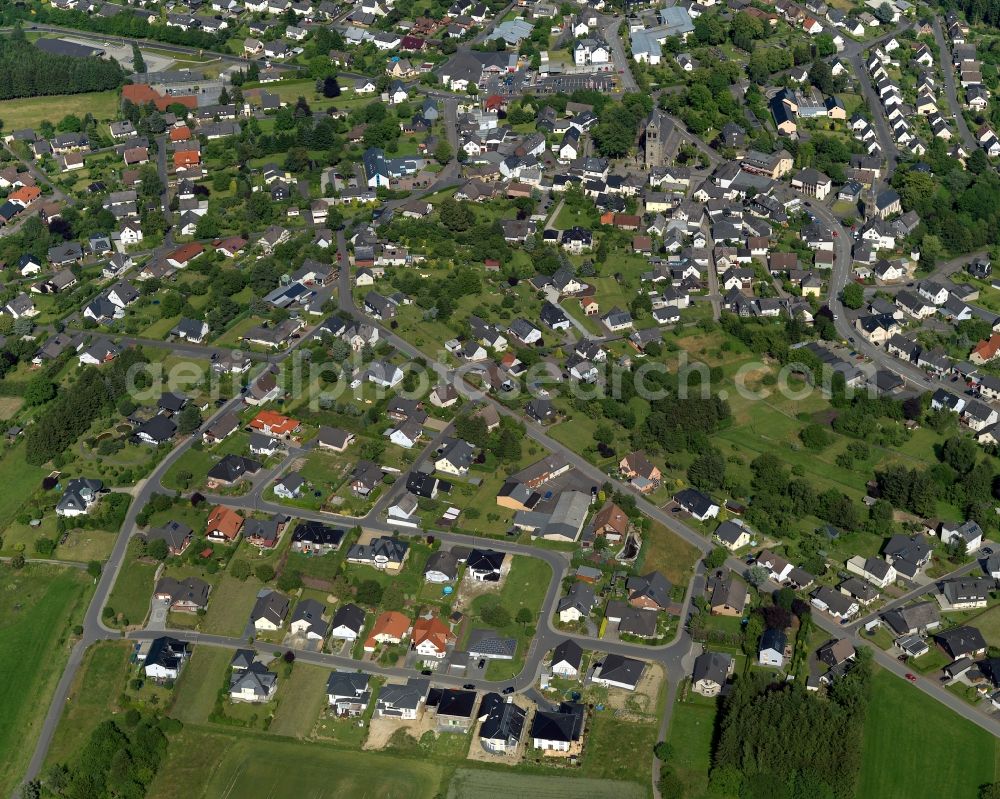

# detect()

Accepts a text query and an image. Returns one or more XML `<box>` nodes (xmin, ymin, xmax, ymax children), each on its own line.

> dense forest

<box><xmin>0</xmin><ymin>29</ymin><xmax>125</xmax><ymax>100</ymax></box>
<box><xmin>26</xmin><ymin>347</ymin><xmax>149</xmax><ymax>465</ymax></box>
<box><xmin>710</xmin><ymin>652</ymin><xmax>873</xmax><ymax>799</ymax></box>
<box><xmin>945</xmin><ymin>0</ymin><xmax>1000</xmax><ymax>28</ymax></box>
<box><xmin>892</xmin><ymin>144</ymin><xmax>1000</xmax><ymax>259</ymax></box>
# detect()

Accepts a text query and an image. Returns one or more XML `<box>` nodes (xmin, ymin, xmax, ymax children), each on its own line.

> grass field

<box><xmin>581</xmin><ymin>713</ymin><xmax>658</xmax><ymax>785</ymax></box>
<box><xmin>667</xmin><ymin>697</ymin><xmax>723</xmax><ymax>799</ymax></box>
<box><xmin>0</xmin><ymin>89</ymin><xmax>120</xmax><ymax>130</ymax></box>
<box><xmin>200</xmin><ymin>575</ymin><xmax>263</xmax><ymax>636</ymax></box>
<box><xmin>106</xmin><ymin>559</ymin><xmax>158</xmax><ymax>627</ymax></box>
<box><xmin>268</xmin><ymin>664</ymin><xmax>328</xmax><ymax>738</ymax></box>
<box><xmin>0</xmin><ymin>441</ymin><xmax>47</xmax><ymax>535</ymax></box>
<box><xmin>448</xmin><ymin>768</ymin><xmax>646</xmax><ymax>799</ymax></box>
<box><xmin>45</xmin><ymin>641</ymin><xmax>131</xmax><ymax>767</ymax></box>
<box><xmin>198</xmin><ymin>736</ymin><xmax>443</xmax><ymax>799</ymax></box>
<box><xmin>859</xmin><ymin>669</ymin><xmax>1000</xmax><ymax>799</ymax></box>
<box><xmin>0</xmin><ymin>396</ymin><xmax>23</xmax><ymax>419</ymax></box>
<box><xmin>639</xmin><ymin>520</ymin><xmax>702</xmax><ymax>589</ymax></box>
<box><xmin>469</xmin><ymin>555</ymin><xmax>551</xmax><ymax>680</ymax></box>
<box><xmin>170</xmin><ymin>646</ymin><xmax>230</xmax><ymax>725</ymax></box>
<box><xmin>0</xmin><ymin>566</ymin><xmax>91</xmax><ymax>797</ymax></box>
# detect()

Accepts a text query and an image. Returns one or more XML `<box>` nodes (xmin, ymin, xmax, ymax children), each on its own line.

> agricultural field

<box><xmin>149</xmin><ymin>732</ymin><xmax>445</xmax><ymax>799</ymax></box>
<box><xmin>0</xmin><ymin>565</ymin><xmax>91</xmax><ymax>798</ymax></box>
<box><xmin>859</xmin><ymin>669</ymin><xmax>1000</xmax><ymax>799</ymax></box>
<box><xmin>448</xmin><ymin>769</ymin><xmax>646</xmax><ymax>799</ymax></box>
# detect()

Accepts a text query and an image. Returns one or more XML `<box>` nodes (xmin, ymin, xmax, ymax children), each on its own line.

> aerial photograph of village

<box><xmin>8</xmin><ymin>0</ymin><xmax>1000</xmax><ymax>795</ymax></box>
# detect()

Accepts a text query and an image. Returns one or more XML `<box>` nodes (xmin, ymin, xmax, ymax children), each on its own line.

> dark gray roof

<box><xmin>552</xmin><ymin>639</ymin><xmax>583</xmax><ymax>670</ymax></box>
<box><xmin>596</xmin><ymin>653</ymin><xmax>644</xmax><ymax>687</ymax></box>
<box><xmin>250</xmin><ymin>590</ymin><xmax>289</xmax><ymax>626</ymax></box>
<box><xmin>331</xmin><ymin>603</ymin><xmax>366</xmax><ymax>633</ymax></box>
<box><xmin>692</xmin><ymin>651</ymin><xmax>732</xmax><ymax>686</ymax></box>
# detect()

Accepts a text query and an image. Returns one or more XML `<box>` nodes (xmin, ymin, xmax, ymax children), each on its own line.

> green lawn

<box><xmin>667</xmin><ymin>697</ymin><xmax>725</xmax><ymax>799</ymax></box>
<box><xmin>200</xmin><ymin>574</ymin><xmax>264</xmax><ymax>636</ymax></box>
<box><xmin>639</xmin><ymin>520</ymin><xmax>703</xmax><ymax>588</ymax></box>
<box><xmin>170</xmin><ymin>646</ymin><xmax>231</xmax><ymax>725</ymax></box>
<box><xmin>161</xmin><ymin>433</ymin><xmax>253</xmax><ymax>492</ymax></box>
<box><xmin>0</xmin><ymin>440</ymin><xmax>48</xmax><ymax>535</ymax></box>
<box><xmin>466</xmin><ymin>555</ymin><xmax>552</xmax><ymax>680</ymax></box>
<box><xmin>859</xmin><ymin>668</ymin><xmax>1000</xmax><ymax>799</ymax></box>
<box><xmin>580</xmin><ymin>712</ymin><xmax>658</xmax><ymax>785</ymax></box>
<box><xmin>268</xmin><ymin>664</ymin><xmax>328</xmax><ymax>738</ymax></box>
<box><xmin>0</xmin><ymin>89</ymin><xmax>120</xmax><ymax>130</ymax></box>
<box><xmin>0</xmin><ymin>565</ymin><xmax>91</xmax><ymax>797</ymax></box>
<box><xmin>106</xmin><ymin>559</ymin><xmax>158</xmax><ymax>627</ymax></box>
<box><xmin>45</xmin><ymin>641</ymin><xmax>132</xmax><ymax>768</ymax></box>
<box><xmin>153</xmin><ymin>733</ymin><xmax>445</xmax><ymax>799</ymax></box>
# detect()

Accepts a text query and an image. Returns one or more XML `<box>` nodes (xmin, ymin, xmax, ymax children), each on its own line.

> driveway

<box><xmin>148</xmin><ymin>598</ymin><xmax>169</xmax><ymax>631</ymax></box>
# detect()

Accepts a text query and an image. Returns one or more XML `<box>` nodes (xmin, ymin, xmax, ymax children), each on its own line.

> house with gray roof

<box><xmin>326</xmin><ymin>672</ymin><xmax>371</xmax><ymax>716</ymax></box>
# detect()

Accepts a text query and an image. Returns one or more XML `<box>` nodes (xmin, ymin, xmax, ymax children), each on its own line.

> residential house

<box><xmin>691</xmin><ymin>651</ymin><xmax>734</xmax><ymax>697</ymax></box>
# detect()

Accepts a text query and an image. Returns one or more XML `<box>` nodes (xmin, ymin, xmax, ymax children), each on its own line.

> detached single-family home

<box><xmin>250</xmin><ymin>590</ymin><xmax>290</xmax><ymax>632</ymax></box>
<box><xmin>691</xmin><ymin>651</ymin><xmax>733</xmax><ymax>697</ymax></box>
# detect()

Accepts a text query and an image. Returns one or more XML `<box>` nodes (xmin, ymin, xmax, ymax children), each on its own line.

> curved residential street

<box><xmin>17</xmin><ymin>18</ymin><xmax>1000</xmax><ymax>799</ymax></box>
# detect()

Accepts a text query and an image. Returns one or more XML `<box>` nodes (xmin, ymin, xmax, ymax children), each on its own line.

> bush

<box><xmin>147</xmin><ymin>538</ymin><xmax>169</xmax><ymax>561</ymax></box>
<box><xmin>355</xmin><ymin>579</ymin><xmax>383</xmax><ymax>605</ymax></box>
<box><xmin>799</xmin><ymin>423</ymin><xmax>832</xmax><ymax>450</ymax></box>
<box><xmin>255</xmin><ymin>564</ymin><xmax>275</xmax><ymax>583</ymax></box>
<box><xmin>277</xmin><ymin>569</ymin><xmax>302</xmax><ymax>592</ymax></box>
<box><xmin>230</xmin><ymin>559</ymin><xmax>251</xmax><ymax>581</ymax></box>
<box><xmin>34</xmin><ymin>537</ymin><xmax>56</xmax><ymax>556</ymax></box>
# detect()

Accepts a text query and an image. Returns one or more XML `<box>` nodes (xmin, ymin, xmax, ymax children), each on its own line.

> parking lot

<box><xmin>533</xmin><ymin>74</ymin><xmax>617</xmax><ymax>94</ymax></box>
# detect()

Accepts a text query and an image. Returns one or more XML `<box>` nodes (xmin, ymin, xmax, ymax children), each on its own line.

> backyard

<box><xmin>468</xmin><ymin>555</ymin><xmax>552</xmax><ymax>680</ymax></box>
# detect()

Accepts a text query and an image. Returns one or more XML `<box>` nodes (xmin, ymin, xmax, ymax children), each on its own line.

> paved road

<box><xmin>809</xmin><ymin>185</ymin><xmax>1000</xmax><ymax>738</ymax></box>
<box><xmin>601</xmin><ymin>15</ymin><xmax>637</xmax><ymax>93</ymax></box>
<box><xmin>20</xmin><ymin>18</ymin><xmax>1000</xmax><ymax>796</ymax></box>
<box><xmin>847</xmin><ymin>50</ymin><xmax>898</xmax><ymax>191</ymax></box>
<box><xmin>931</xmin><ymin>18</ymin><xmax>976</xmax><ymax>151</ymax></box>
<box><xmin>813</xmin><ymin>197</ymin><xmax>949</xmax><ymax>391</ymax></box>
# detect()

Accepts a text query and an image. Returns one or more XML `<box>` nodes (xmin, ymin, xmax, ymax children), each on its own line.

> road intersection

<box><xmin>16</xmin><ymin>21</ymin><xmax>1000</xmax><ymax>799</ymax></box>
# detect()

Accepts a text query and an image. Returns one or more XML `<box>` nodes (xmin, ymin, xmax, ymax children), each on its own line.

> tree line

<box><xmin>26</xmin><ymin>347</ymin><xmax>149</xmax><ymax>465</ymax></box>
<box><xmin>0</xmin><ymin>28</ymin><xmax>125</xmax><ymax>100</ymax></box>
<box><xmin>34</xmin><ymin>712</ymin><xmax>174</xmax><ymax>799</ymax></box>
<box><xmin>711</xmin><ymin>650</ymin><xmax>873</xmax><ymax>799</ymax></box>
